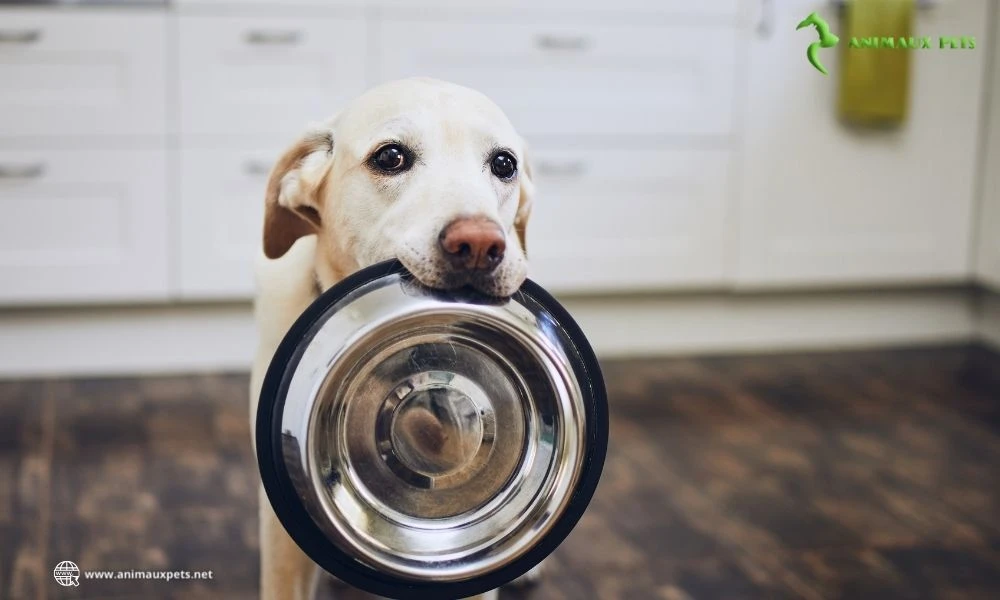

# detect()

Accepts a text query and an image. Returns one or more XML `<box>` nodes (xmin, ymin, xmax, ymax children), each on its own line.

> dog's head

<box><xmin>262</xmin><ymin>78</ymin><xmax>534</xmax><ymax>298</ymax></box>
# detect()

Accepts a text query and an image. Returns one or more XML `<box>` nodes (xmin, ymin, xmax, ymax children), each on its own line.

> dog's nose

<box><xmin>439</xmin><ymin>217</ymin><xmax>506</xmax><ymax>272</ymax></box>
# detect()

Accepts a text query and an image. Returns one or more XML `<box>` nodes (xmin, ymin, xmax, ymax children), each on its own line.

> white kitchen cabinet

<box><xmin>177</xmin><ymin>15</ymin><xmax>367</xmax><ymax>137</ymax></box>
<box><xmin>176</xmin><ymin>0</ymin><xmax>738</xmax><ymax>16</ymax></box>
<box><xmin>526</xmin><ymin>147</ymin><xmax>731</xmax><ymax>291</ymax></box>
<box><xmin>976</xmin><ymin>1</ymin><xmax>1000</xmax><ymax>291</ymax></box>
<box><xmin>0</xmin><ymin>10</ymin><xmax>167</xmax><ymax>137</ymax></box>
<box><xmin>736</xmin><ymin>0</ymin><xmax>989</xmax><ymax>287</ymax></box>
<box><xmin>375</xmin><ymin>20</ymin><xmax>738</xmax><ymax>137</ymax></box>
<box><xmin>177</xmin><ymin>144</ymin><xmax>284</xmax><ymax>299</ymax></box>
<box><xmin>0</xmin><ymin>148</ymin><xmax>169</xmax><ymax>304</ymax></box>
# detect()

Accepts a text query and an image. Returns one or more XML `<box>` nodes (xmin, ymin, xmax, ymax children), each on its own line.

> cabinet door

<box><xmin>0</xmin><ymin>10</ymin><xmax>166</xmax><ymax>137</ymax></box>
<box><xmin>177</xmin><ymin>145</ymin><xmax>278</xmax><ymax>299</ymax></box>
<box><xmin>736</xmin><ymin>0</ymin><xmax>988</xmax><ymax>287</ymax></box>
<box><xmin>525</xmin><ymin>147</ymin><xmax>731</xmax><ymax>292</ymax></box>
<box><xmin>976</xmin><ymin>2</ymin><xmax>1000</xmax><ymax>291</ymax></box>
<box><xmin>177</xmin><ymin>15</ymin><xmax>367</xmax><ymax>136</ymax></box>
<box><xmin>375</xmin><ymin>20</ymin><xmax>738</xmax><ymax>137</ymax></box>
<box><xmin>0</xmin><ymin>149</ymin><xmax>169</xmax><ymax>304</ymax></box>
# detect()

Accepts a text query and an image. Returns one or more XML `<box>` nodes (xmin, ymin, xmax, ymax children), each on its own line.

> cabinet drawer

<box><xmin>525</xmin><ymin>146</ymin><xmax>730</xmax><ymax>292</ymax></box>
<box><xmin>177</xmin><ymin>144</ymin><xmax>732</xmax><ymax>298</ymax></box>
<box><xmin>177</xmin><ymin>0</ymin><xmax>360</xmax><ymax>5</ymax></box>
<box><xmin>0</xmin><ymin>148</ymin><xmax>169</xmax><ymax>304</ymax></box>
<box><xmin>178</xmin><ymin>16</ymin><xmax>367</xmax><ymax>136</ymax></box>
<box><xmin>177</xmin><ymin>144</ymin><xmax>278</xmax><ymax>298</ymax></box>
<box><xmin>0</xmin><ymin>10</ymin><xmax>167</xmax><ymax>137</ymax></box>
<box><xmin>376</xmin><ymin>21</ymin><xmax>738</xmax><ymax>137</ymax></box>
<box><xmin>176</xmin><ymin>0</ymin><xmax>737</xmax><ymax>15</ymax></box>
<box><xmin>380</xmin><ymin>0</ymin><xmax>738</xmax><ymax>16</ymax></box>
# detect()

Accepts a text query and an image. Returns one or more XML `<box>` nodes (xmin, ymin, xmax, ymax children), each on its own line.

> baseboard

<box><xmin>0</xmin><ymin>304</ymin><xmax>257</xmax><ymax>380</ymax></box>
<box><xmin>0</xmin><ymin>288</ymin><xmax>980</xmax><ymax>379</ymax></box>
<box><xmin>979</xmin><ymin>290</ymin><xmax>1000</xmax><ymax>350</ymax></box>
<box><xmin>561</xmin><ymin>288</ymin><xmax>977</xmax><ymax>357</ymax></box>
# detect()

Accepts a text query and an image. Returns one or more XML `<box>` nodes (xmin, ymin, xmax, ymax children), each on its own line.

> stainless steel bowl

<box><xmin>256</xmin><ymin>260</ymin><xmax>608</xmax><ymax>600</ymax></box>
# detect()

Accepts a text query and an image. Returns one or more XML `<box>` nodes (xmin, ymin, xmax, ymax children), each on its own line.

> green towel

<box><xmin>837</xmin><ymin>0</ymin><xmax>915</xmax><ymax>127</ymax></box>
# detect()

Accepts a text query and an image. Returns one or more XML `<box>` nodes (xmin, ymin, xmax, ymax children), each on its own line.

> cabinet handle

<box><xmin>756</xmin><ymin>0</ymin><xmax>773</xmax><ymax>39</ymax></box>
<box><xmin>831</xmin><ymin>0</ymin><xmax>934</xmax><ymax>8</ymax></box>
<box><xmin>535</xmin><ymin>160</ymin><xmax>587</xmax><ymax>177</ymax></box>
<box><xmin>245</xmin><ymin>30</ymin><xmax>302</xmax><ymax>45</ymax></box>
<box><xmin>0</xmin><ymin>29</ymin><xmax>41</xmax><ymax>44</ymax></box>
<box><xmin>535</xmin><ymin>34</ymin><xmax>591</xmax><ymax>52</ymax></box>
<box><xmin>243</xmin><ymin>161</ymin><xmax>273</xmax><ymax>176</ymax></box>
<box><xmin>0</xmin><ymin>163</ymin><xmax>45</xmax><ymax>179</ymax></box>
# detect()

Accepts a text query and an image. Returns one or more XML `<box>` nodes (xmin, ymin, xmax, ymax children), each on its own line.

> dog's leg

<box><xmin>251</xmin><ymin>239</ymin><xmax>327</xmax><ymax>600</ymax></box>
<box><xmin>505</xmin><ymin>561</ymin><xmax>545</xmax><ymax>588</ymax></box>
<box><xmin>259</xmin><ymin>486</ymin><xmax>318</xmax><ymax>600</ymax></box>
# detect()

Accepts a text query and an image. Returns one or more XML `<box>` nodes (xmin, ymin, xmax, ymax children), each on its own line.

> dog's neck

<box><xmin>311</xmin><ymin>264</ymin><xmax>346</xmax><ymax>300</ymax></box>
<box><xmin>310</xmin><ymin>237</ymin><xmax>360</xmax><ymax>300</ymax></box>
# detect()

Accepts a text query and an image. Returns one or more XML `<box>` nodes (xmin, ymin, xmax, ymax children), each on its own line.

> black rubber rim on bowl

<box><xmin>256</xmin><ymin>260</ymin><xmax>609</xmax><ymax>600</ymax></box>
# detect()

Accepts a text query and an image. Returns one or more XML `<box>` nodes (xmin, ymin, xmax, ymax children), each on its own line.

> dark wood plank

<box><xmin>0</xmin><ymin>380</ymin><xmax>54</xmax><ymax>600</ymax></box>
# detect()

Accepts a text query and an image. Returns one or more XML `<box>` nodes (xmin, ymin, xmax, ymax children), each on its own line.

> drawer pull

<box><xmin>535</xmin><ymin>160</ymin><xmax>586</xmax><ymax>177</ymax></box>
<box><xmin>535</xmin><ymin>34</ymin><xmax>591</xmax><ymax>52</ymax></box>
<box><xmin>0</xmin><ymin>29</ymin><xmax>41</xmax><ymax>44</ymax></box>
<box><xmin>245</xmin><ymin>30</ymin><xmax>302</xmax><ymax>45</ymax></box>
<box><xmin>830</xmin><ymin>0</ymin><xmax>934</xmax><ymax>8</ymax></box>
<box><xmin>756</xmin><ymin>0</ymin><xmax>774</xmax><ymax>38</ymax></box>
<box><xmin>0</xmin><ymin>163</ymin><xmax>45</xmax><ymax>179</ymax></box>
<box><xmin>243</xmin><ymin>161</ymin><xmax>273</xmax><ymax>176</ymax></box>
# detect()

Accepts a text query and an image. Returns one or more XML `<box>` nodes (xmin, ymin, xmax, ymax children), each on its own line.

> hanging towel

<box><xmin>837</xmin><ymin>0</ymin><xmax>915</xmax><ymax>127</ymax></box>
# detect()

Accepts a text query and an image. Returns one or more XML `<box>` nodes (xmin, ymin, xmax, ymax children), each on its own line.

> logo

<box><xmin>53</xmin><ymin>561</ymin><xmax>80</xmax><ymax>587</ymax></box>
<box><xmin>796</xmin><ymin>12</ymin><xmax>839</xmax><ymax>75</ymax></box>
<box><xmin>796</xmin><ymin>11</ymin><xmax>977</xmax><ymax>75</ymax></box>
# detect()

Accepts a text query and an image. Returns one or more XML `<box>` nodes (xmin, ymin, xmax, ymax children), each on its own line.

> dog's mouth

<box><xmin>410</xmin><ymin>271</ymin><xmax>514</xmax><ymax>302</ymax></box>
<box><xmin>393</xmin><ymin>249</ymin><xmax>525</xmax><ymax>300</ymax></box>
<box><xmin>417</xmin><ymin>283</ymin><xmax>512</xmax><ymax>307</ymax></box>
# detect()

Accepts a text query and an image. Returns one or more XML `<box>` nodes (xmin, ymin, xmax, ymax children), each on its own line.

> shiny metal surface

<box><xmin>277</xmin><ymin>272</ymin><xmax>588</xmax><ymax>582</ymax></box>
<box><xmin>378</xmin><ymin>371</ymin><xmax>495</xmax><ymax>489</ymax></box>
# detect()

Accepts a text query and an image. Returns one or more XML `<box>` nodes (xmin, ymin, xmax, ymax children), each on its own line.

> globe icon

<box><xmin>53</xmin><ymin>561</ymin><xmax>80</xmax><ymax>587</ymax></box>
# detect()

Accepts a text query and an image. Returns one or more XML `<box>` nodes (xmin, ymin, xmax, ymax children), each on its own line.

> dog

<box><xmin>249</xmin><ymin>78</ymin><xmax>537</xmax><ymax>600</ymax></box>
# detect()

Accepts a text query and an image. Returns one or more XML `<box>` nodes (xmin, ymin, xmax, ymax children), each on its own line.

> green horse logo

<box><xmin>796</xmin><ymin>12</ymin><xmax>839</xmax><ymax>75</ymax></box>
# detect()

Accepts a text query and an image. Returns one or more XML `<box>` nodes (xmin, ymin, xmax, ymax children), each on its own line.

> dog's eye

<box><xmin>371</xmin><ymin>144</ymin><xmax>410</xmax><ymax>173</ymax></box>
<box><xmin>490</xmin><ymin>151</ymin><xmax>517</xmax><ymax>180</ymax></box>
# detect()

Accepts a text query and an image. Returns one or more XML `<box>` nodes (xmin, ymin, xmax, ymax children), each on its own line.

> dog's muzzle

<box><xmin>255</xmin><ymin>260</ymin><xmax>608</xmax><ymax>600</ymax></box>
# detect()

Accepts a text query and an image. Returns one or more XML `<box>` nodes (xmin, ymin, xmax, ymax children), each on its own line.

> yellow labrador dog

<box><xmin>250</xmin><ymin>78</ymin><xmax>536</xmax><ymax>600</ymax></box>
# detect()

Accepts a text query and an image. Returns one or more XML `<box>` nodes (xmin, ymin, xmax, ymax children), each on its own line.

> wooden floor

<box><xmin>1</xmin><ymin>345</ymin><xmax>999</xmax><ymax>600</ymax></box>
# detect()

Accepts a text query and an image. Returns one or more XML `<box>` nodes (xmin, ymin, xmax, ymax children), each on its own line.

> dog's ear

<box><xmin>262</xmin><ymin>127</ymin><xmax>335</xmax><ymax>259</ymax></box>
<box><xmin>515</xmin><ymin>144</ymin><xmax>535</xmax><ymax>255</ymax></box>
